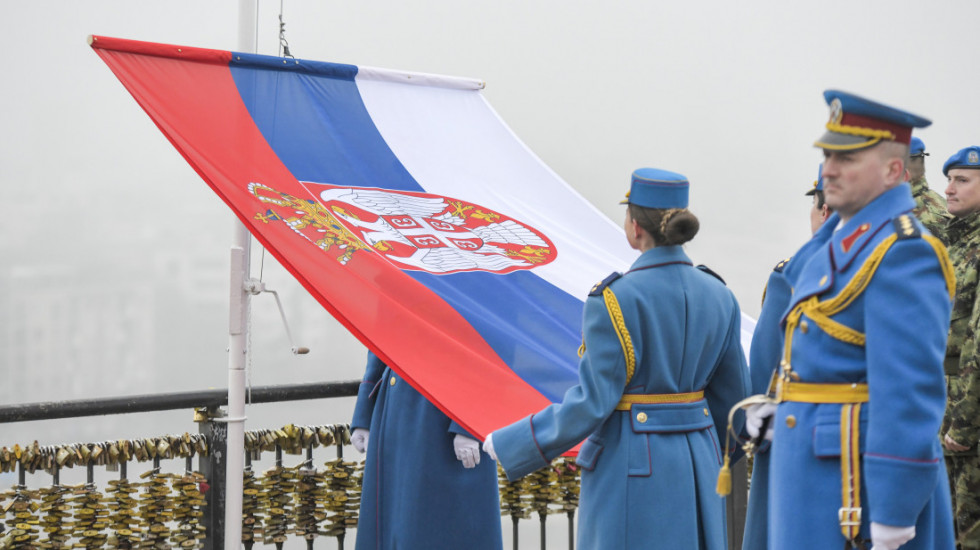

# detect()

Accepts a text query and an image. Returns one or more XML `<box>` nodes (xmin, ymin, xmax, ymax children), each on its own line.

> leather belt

<box><xmin>778</xmin><ymin>380</ymin><xmax>869</xmax><ymax>404</ymax></box>
<box><xmin>615</xmin><ymin>390</ymin><xmax>704</xmax><ymax>410</ymax></box>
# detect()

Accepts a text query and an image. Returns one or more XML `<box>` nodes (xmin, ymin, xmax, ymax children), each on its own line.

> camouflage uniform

<box><xmin>912</xmin><ymin>175</ymin><xmax>953</xmax><ymax>243</ymax></box>
<box><xmin>944</xmin><ymin>209</ymin><xmax>980</xmax><ymax>549</ymax></box>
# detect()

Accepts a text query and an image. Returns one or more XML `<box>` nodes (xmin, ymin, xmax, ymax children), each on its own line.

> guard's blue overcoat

<box><xmin>769</xmin><ymin>183</ymin><xmax>955</xmax><ymax>549</ymax></box>
<box><xmin>493</xmin><ymin>246</ymin><xmax>749</xmax><ymax>550</ymax></box>
<box><xmin>741</xmin><ymin>259</ymin><xmax>792</xmax><ymax>550</ymax></box>
<box><xmin>351</xmin><ymin>352</ymin><xmax>503</xmax><ymax>550</ymax></box>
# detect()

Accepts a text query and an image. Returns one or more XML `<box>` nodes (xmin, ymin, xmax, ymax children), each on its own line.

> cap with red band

<box><xmin>814</xmin><ymin>90</ymin><xmax>931</xmax><ymax>151</ymax></box>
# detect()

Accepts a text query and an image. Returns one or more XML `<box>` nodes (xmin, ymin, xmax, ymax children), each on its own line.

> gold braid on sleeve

<box><xmin>601</xmin><ymin>287</ymin><xmax>636</xmax><ymax>386</ymax></box>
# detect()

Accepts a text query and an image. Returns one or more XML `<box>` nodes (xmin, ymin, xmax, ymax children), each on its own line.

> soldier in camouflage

<box><xmin>910</xmin><ymin>136</ymin><xmax>953</xmax><ymax>242</ymax></box>
<box><xmin>942</xmin><ymin>145</ymin><xmax>980</xmax><ymax>549</ymax></box>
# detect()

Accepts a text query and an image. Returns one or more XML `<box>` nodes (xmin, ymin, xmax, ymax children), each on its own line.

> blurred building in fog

<box><xmin>1</xmin><ymin>243</ymin><xmax>228</xmax><ymax>404</ymax></box>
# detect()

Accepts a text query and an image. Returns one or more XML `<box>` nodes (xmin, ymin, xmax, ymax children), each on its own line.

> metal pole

<box><xmin>225</xmin><ymin>240</ymin><xmax>248</xmax><ymax>550</ymax></box>
<box><xmin>512</xmin><ymin>516</ymin><xmax>519</xmax><ymax>550</ymax></box>
<box><xmin>568</xmin><ymin>510</ymin><xmax>575</xmax><ymax>550</ymax></box>
<box><xmin>539</xmin><ymin>513</ymin><xmax>546</xmax><ymax>550</ymax></box>
<box><xmin>336</xmin><ymin>432</ymin><xmax>346</xmax><ymax>550</ymax></box>
<box><xmin>227</xmin><ymin>4</ymin><xmax>258</xmax><ymax>550</ymax></box>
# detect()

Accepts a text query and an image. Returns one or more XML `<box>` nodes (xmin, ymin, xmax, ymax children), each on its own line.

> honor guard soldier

<box><xmin>741</xmin><ymin>165</ymin><xmax>835</xmax><ymax>550</ymax></box>
<box><xmin>941</xmin><ymin>146</ymin><xmax>980</xmax><ymax>549</ymax></box>
<box><xmin>350</xmin><ymin>351</ymin><xmax>503</xmax><ymax>550</ymax></box>
<box><xmin>484</xmin><ymin>168</ymin><xmax>749</xmax><ymax>550</ymax></box>
<box><xmin>745</xmin><ymin>91</ymin><xmax>956</xmax><ymax>550</ymax></box>
<box><xmin>909</xmin><ymin>136</ymin><xmax>953</xmax><ymax>243</ymax></box>
<box><xmin>807</xmin><ymin>164</ymin><xmax>834</xmax><ymax>235</ymax></box>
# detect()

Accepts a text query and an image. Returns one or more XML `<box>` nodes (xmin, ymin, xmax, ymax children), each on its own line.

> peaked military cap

<box><xmin>814</xmin><ymin>90</ymin><xmax>931</xmax><ymax>151</ymax></box>
<box><xmin>943</xmin><ymin>146</ymin><xmax>980</xmax><ymax>176</ymax></box>
<box><xmin>620</xmin><ymin>167</ymin><xmax>689</xmax><ymax>209</ymax></box>
<box><xmin>910</xmin><ymin>136</ymin><xmax>928</xmax><ymax>157</ymax></box>
<box><xmin>805</xmin><ymin>163</ymin><xmax>824</xmax><ymax>196</ymax></box>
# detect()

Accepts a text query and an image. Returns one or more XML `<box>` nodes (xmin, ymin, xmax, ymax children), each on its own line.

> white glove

<box><xmin>351</xmin><ymin>428</ymin><xmax>369</xmax><ymax>454</ymax></box>
<box><xmin>453</xmin><ymin>434</ymin><xmax>481</xmax><ymax>468</ymax></box>
<box><xmin>482</xmin><ymin>433</ymin><xmax>498</xmax><ymax>462</ymax></box>
<box><xmin>745</xmin><ymin>402</ymin><xmax>777</xmax><ymax>441</ymax></box>
<box><xmin>870</xmin><ymin>522</ymin><xmax>915</xmax><ymax>550</ymax></box>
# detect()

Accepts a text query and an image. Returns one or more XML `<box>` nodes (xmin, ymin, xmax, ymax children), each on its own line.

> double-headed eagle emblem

<box><xmin>251</xmin><ymin>182</ymin><xmax>555</xmax><ymax>275</ymax></box>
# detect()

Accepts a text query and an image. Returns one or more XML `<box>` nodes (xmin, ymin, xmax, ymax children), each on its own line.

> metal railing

<box><xmin>0</xmin><ymin>382</ymin><xmax>748</xmax><ymax>550</ymax></box>
<box><xmin>0</xmin><ymin>382</ymin><xmax>359</xmax><ymax>550</ymax></box>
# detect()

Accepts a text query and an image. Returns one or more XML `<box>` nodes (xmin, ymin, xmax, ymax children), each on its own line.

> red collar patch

<box><xmin>841</xmin><ymin>223</ymin><xmax>871</xmax><ymax>253</ymax></box>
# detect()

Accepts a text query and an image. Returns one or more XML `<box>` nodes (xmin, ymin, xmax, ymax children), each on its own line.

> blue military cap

<box><xmin>814</xmin><ymin>90</ymin><xmax>931</xmax><ymax>151</ymax></box>
<box><xmin>620</xmin><ymin>168</ymin><xmax>689</xmax><ymax>209</ymax></box>
<box><xmin>805</xmin><ymin>163</ymin><xmax>824</xmax><ymax>196</ymax></box>
<box><xmin>943</xmin><ymin>146</ymin><xmax>980</xmax><ymax>176</ymax></box>
<box><xmin>910</xmin><ymin>136</ymin><xmax>928</xmax><ymax>157</ymax></box>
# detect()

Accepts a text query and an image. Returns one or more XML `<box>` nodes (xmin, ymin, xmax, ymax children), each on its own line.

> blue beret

<box><xmin>805</xmin><ymin>163</ymin><xmax>824</xmax><ymax>196</ymax></box>
<box><xmin>909</xmin><ymin>136</ymin><xmax>928</xmax><ymax>157</ymax></box>
<box><xmin>943</xmin><ymin>146</ymin><xmax>980</xmax><ymax>176</ymax></box>
<box><xmin>814</xmin><ymin>90</ymin><xmax>931</xmax><ymax>151</ymax></box>
<box><xmin>620</xmin><ymin>168</ymin><xmax>689</xmax><ymax>209</ymax></box>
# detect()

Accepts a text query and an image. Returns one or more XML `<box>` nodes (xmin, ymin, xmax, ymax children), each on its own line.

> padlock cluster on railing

<box><xmin>239</xmin><ymin>457</ymin><xmax>361</xmax><ymax>548</ymax></box>
<box><xmin>0</xmin><ymin>422</ymin><xmax>583</xmax><ymax>549</ymax></box>
<box><xmin>239</xmin><ymin>423</ymin><xmax>361</xmax><ymax>547</ymax></box>
<box><xmin>0</xmin><ymin>434</ymin><xmax>210</xmax><ymax>474</ymax></box>
<box><xmin>498</xmin><ymin>456</ymin><xmax>581</xmax><ymax>520</ymax></box>
<box><xmin>0</xmin><ymin>468</ymin><xmax>208</xmax><ymax>550</ymax></box>
<box><xmin>242</xmin><ymin>423</ymin><xmax>349</xmax><ymax>457</ymax></box>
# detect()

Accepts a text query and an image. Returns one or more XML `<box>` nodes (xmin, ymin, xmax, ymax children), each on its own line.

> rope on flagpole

<box><xmin>279</xmin><ymin>0</ymin><xmax>294</xmax><ymax>58</ymax></box>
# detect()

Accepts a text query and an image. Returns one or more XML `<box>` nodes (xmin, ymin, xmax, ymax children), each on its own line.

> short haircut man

<box><xmin>751</xmin><ymin>90</ymin><xmax>955</xmax><ymax>550</ymax></box>
<box><xmin>940</xmin><ymin>145</ymin><xmax>980</xmax><ymax>548</ymax></box>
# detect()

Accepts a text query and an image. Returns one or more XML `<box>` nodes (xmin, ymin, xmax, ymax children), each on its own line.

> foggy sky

<box><xmin>2</xmin><ymin>2</ymin><xmax>979</xmax><ymax>547</ymax></box>
<box><xmin>0</xmin><ymin>0</ymin><xmax>977</xmax><ymax>433</ymax></box>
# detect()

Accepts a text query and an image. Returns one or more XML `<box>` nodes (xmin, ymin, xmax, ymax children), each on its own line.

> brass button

<box><xmin>800</xmin><ymin>320</ymin><xmax>809</xmax><ymax>333</ymax></box>
<box><xmin>389</xmin><ymin>376</ymin><xmax>397</xmax><ymax>386</ymax></box>
<box><xmin>785</xmin><ymin>415</ymin><xmax>796</xmax><ymax>428</ymax></box>
<box><xmin>636</xmin><ymin>412</ymin><xmax>648</xmax><ymax>423</ymax></box>
<box><xmin>819</xmin><ymin>275</ymin><xmax>828</xmax><ymax>286</ymax></box>
<box><xmin>703</xmin><ymin>408</ymin><xmax>710</xmax><ymax>417</ymax></box>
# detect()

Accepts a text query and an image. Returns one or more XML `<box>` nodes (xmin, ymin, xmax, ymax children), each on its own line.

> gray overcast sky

<box><xmin>2</xmin><ymin>1</ymin><xmax>980</xmax><ymax>401</ymax></box>
<box><xmin>1</xmin><ymin>4</ymin><xmax>979</xmax><ymax>545</ymax></box>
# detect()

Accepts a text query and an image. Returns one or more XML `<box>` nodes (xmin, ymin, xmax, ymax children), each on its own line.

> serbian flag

<box><xmin>90</xmin><ymin>36</ymin><xmax>753</xmax><ymax>442</ymax></box>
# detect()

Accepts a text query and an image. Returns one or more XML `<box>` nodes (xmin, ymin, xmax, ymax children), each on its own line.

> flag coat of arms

<box><xmin>89</xmin><ymin>36</ymin><xmax>753</xmax><ymax>443</ymax></box>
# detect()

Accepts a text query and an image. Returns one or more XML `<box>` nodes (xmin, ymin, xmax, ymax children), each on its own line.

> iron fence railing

<box><xmin>0</xmin><ymin>382</ymin><xmax>748</xmax><ymax>550</ymax></box>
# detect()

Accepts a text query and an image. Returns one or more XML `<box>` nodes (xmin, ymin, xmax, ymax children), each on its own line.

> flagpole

<box><xmin>225</xmin><ymin>2</ymin><xmax>257</xmax><ymax>549</ymax></box>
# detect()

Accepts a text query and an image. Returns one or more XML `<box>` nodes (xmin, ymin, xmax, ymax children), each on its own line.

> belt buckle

<box><xmin>839</xmin><ymin>507</ymin><xmax>865</xmax><ymax>550</ymax></box>
<box><xmin>773</xmin><ymin>368</ymin><xmax>786</xmax><ymax>403</ymax></box>
<box><xmin>838</xmin><ymin>506</ymin><xmax>862</xmax><ymax>526</ymax></box>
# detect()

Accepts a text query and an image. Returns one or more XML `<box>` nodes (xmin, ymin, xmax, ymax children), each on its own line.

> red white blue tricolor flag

<box><xmin>90</xmin><ymin>36</ymin><xmax>754</xmax><ymax>442</ymax></box>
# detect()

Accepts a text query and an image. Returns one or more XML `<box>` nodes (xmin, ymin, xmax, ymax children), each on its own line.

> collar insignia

<box><xmin>841</xmin><ymin>222</ymin><xmax>871</xmax><ymax>253</ymax></box>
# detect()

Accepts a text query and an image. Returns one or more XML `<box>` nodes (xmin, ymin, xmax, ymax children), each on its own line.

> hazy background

<box><xmin>2</xmin><ymin>0</ymin><xmax>979</xmax><ymax>546</ymax></box>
